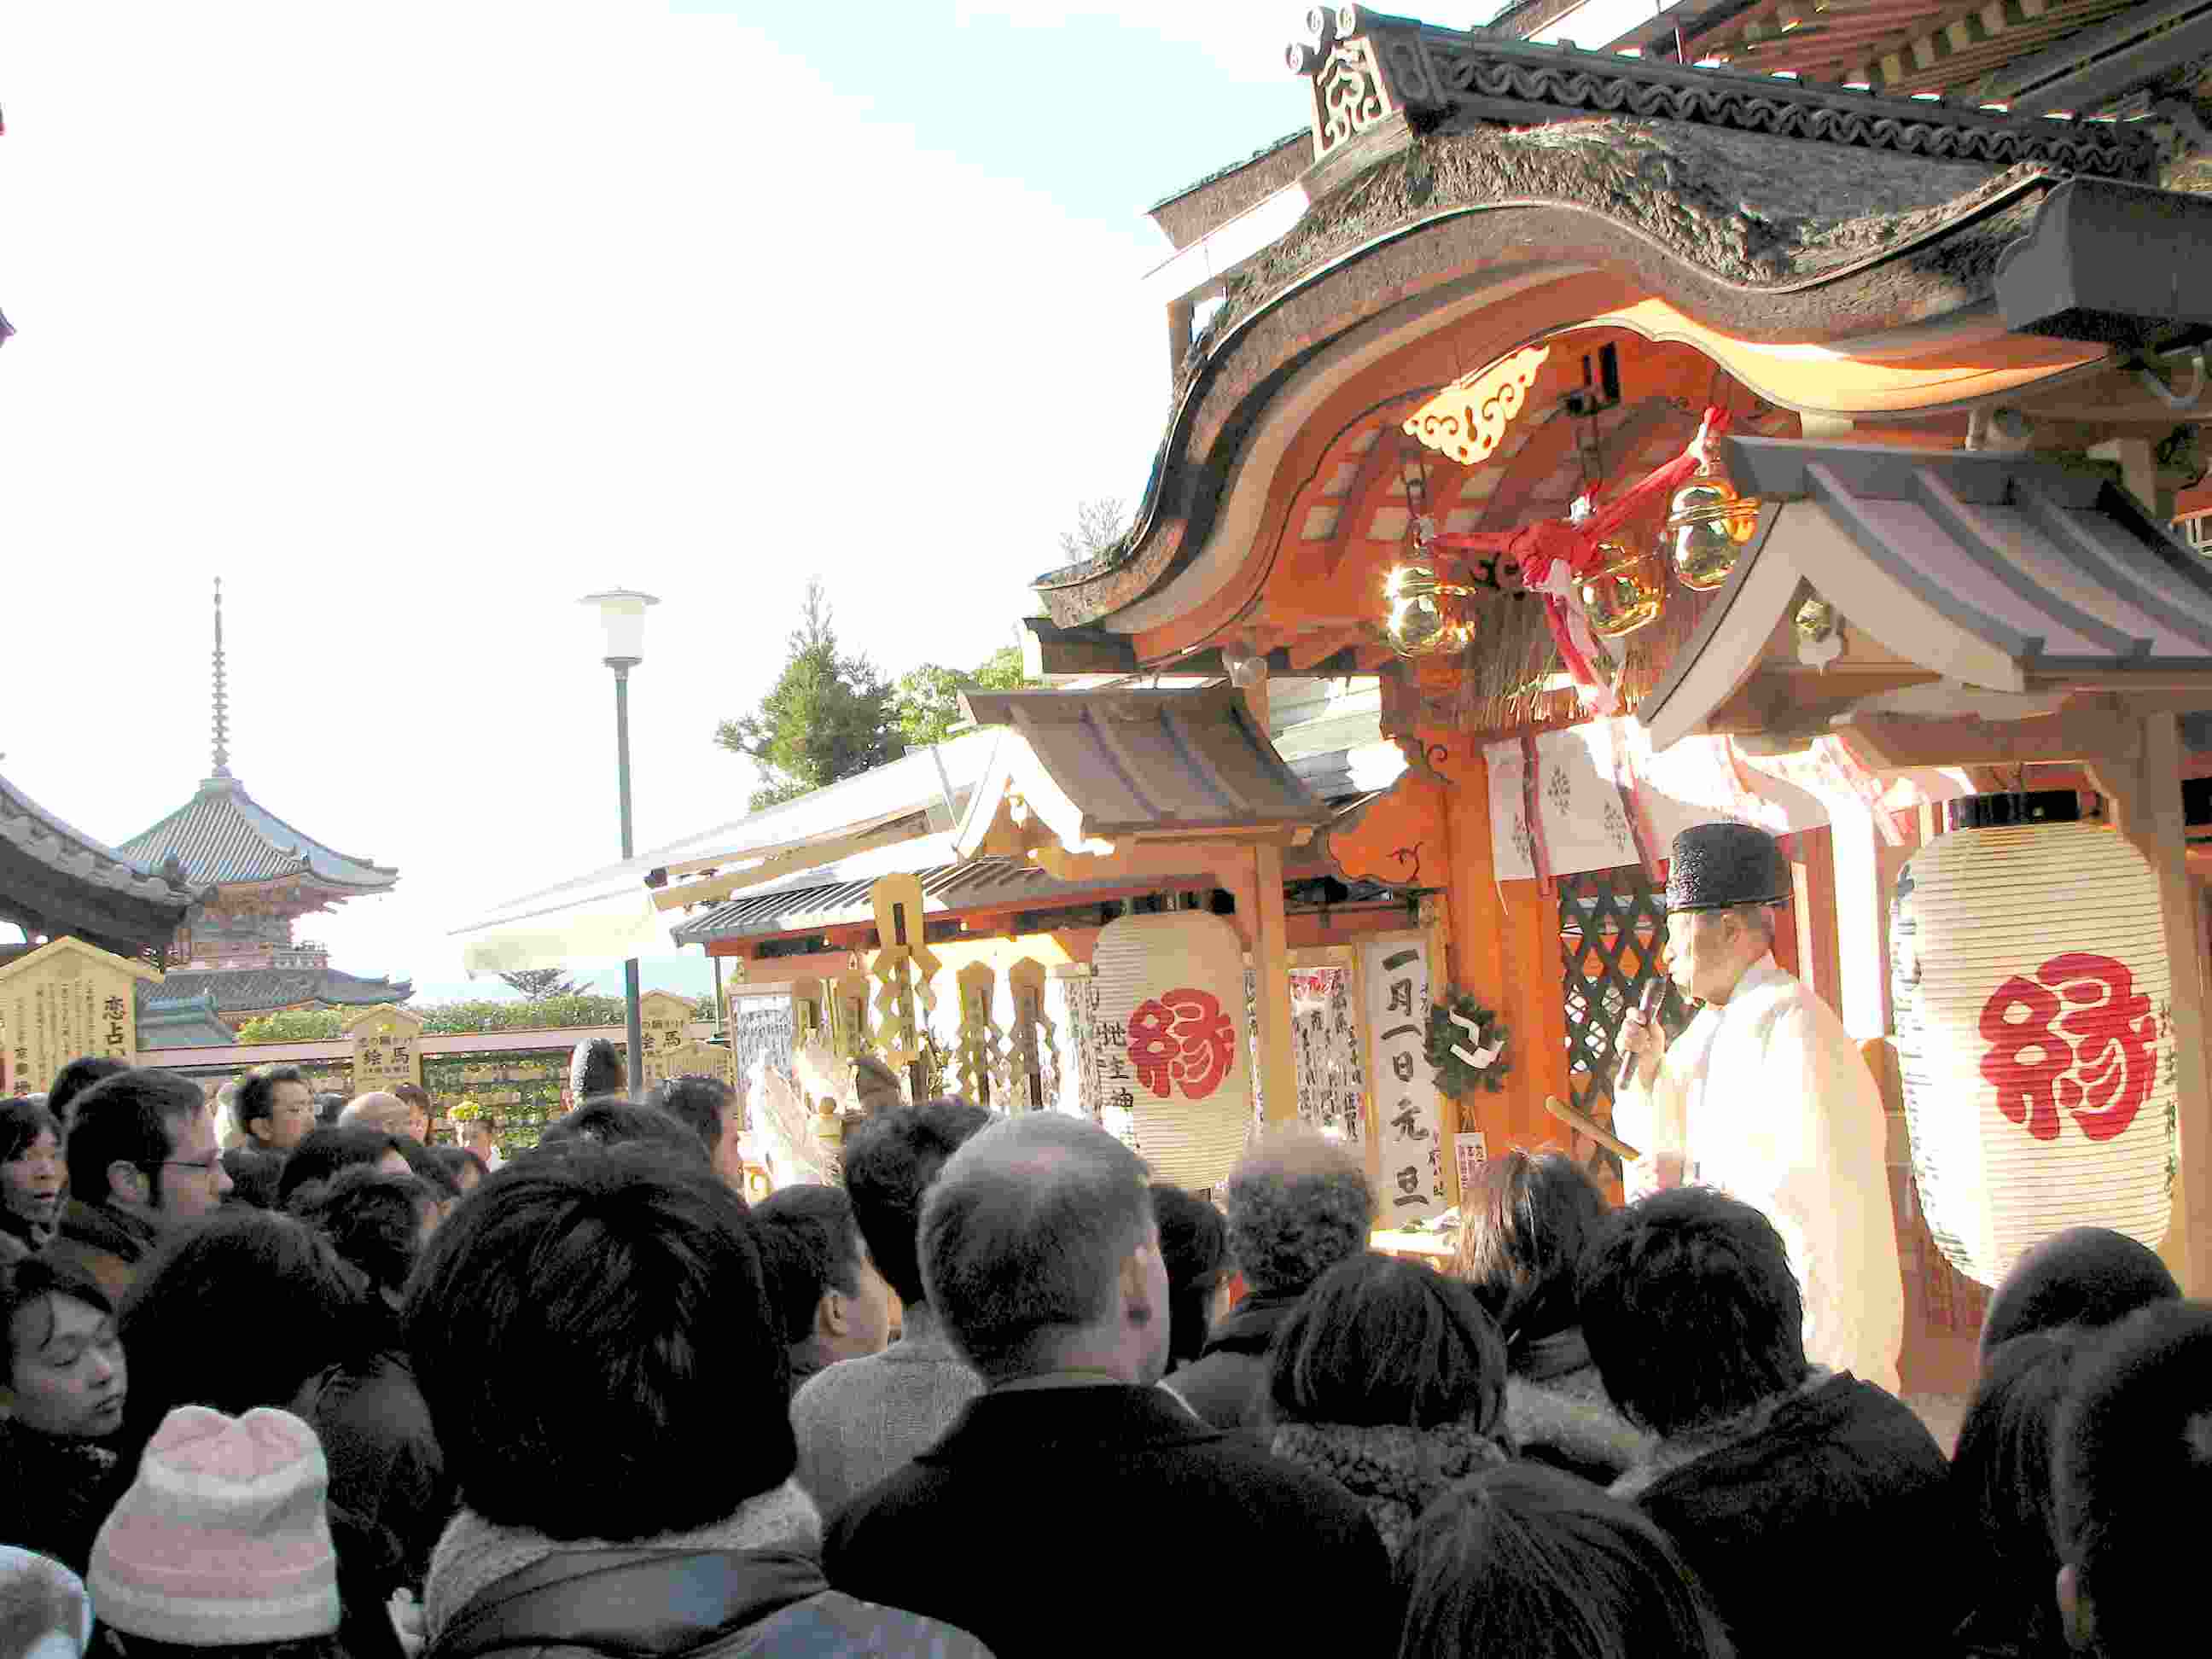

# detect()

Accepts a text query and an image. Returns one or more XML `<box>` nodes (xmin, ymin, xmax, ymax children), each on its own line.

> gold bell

<box><xmin>1383</xmin><ymin>561</ymin><xmax>1476</xmax><ymax>658</ymax></box>
<box><xmin>1666</xmin><ymin>430</ymin><xmax>1761</xmax><ymax>591</ymax></box>
<box><xmin>1578</xmin><ymin>538</ymin><xmax>1667</xmax><ymax>637</ymax></box>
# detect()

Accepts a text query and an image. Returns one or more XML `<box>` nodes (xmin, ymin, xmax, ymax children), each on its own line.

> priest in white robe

<box><xmin>1614</xmin><ymin>822</ymin><xmax>1905</xmax><ymax>1394</ymax></box>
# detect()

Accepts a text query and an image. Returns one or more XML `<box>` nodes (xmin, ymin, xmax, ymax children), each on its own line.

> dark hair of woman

<box><xmin>1150</xmin><ymin>1183</ymin><xmax>1228</xmax><ymax>1371</ymax></box>
<box><xmin>288</xmin><ymin>1167</ymin><xmax>439</xmax><ymax>1298</ymax></box>
<box><xmin>0</xmin><ymin>1096</ymin><xmax>64</xmax><ymax>1167</ymax></box>
<box><xmin>1453</xmin><ymin>1148</ymin><xmax>1609</xmax><ymax>1350</ymax></box>
<box><xmin>1268</xmin><ymin>1252</ymin><xmax>1507</xmax><ymax>1432</ymax></box>
<box><xmin>1398</xmin><ymin>1463</ymin><xmax>1733</xmax><ymax>1659</ymax></box>
<box><xmin>276</xmin><ymin>1126</ymin><xmax>404</xmax><ymax>1208</ymax></box>
<box><xmin>116</xmin><ymin>1208</ymin><xmax>374</xmax><ymax>1456</ymax></box>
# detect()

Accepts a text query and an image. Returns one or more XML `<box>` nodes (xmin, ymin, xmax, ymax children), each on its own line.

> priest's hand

<box><xmin>1616</xmin><ymin>1003</ymin><xmax>1664</xmax><ymax>1090</ymax></box>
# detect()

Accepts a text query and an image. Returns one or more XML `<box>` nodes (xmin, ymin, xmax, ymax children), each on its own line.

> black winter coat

<box><xmin>1629</xmin><ymin>1374</ymin><xmax>1953</xmax><ymax>1659</ymax></box>
<box><xmin>424</xmin><ymin>1546</ymin><xmax>993</xmax><ymax>1659</ymax></box>
<box><xmin>825</xmin><ymin>1383</ymin><xmax>1397</xmax><ymax>1657</ymax></box>
<box><xmin>296</xmin><ymin>1341</ymin><xmax>452</xmax><ymax>1590</ymax></box>
<box><xmin>1161</xmin><ymin>1290</ymin><xmax>1303</xmax><ymax>1431</ymax></box>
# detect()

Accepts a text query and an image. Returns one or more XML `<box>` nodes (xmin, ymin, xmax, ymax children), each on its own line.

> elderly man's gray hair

<box><xmin>1223</xmin><ymin>1126</ymin><xmax>1377</xmax><ymax>1297</ymax></box>
<box><xmin>920</xmin><ymin>1113</ymin><xmax>1154</xmax><ymax>1380</ymax></box>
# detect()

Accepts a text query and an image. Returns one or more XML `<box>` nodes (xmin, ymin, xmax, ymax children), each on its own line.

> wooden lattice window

<box><xmin>1559</xmin><ymin>868</ymin><xmax>1695</xmax><ymax>1150</ymax></box>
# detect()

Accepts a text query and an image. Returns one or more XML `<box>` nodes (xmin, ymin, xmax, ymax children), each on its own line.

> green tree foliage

<box><xmin>889</xmin><ymin>643</ymin><xmax>1031</xmax><ymax>749</ymax></box>
<box><xmin>714</xmin><ymin>577</ymin><xmax>902</xmax><ymax>811</ymax></box>
<box><xmin>236</xmin><ymin>992</ymin><xmax>716</xmax><ymax>1044</ymax></box>
<box><xmin>497</xmin><ymin>968</ymin><xmax>585</xmax><ymax>1001</ymax></box>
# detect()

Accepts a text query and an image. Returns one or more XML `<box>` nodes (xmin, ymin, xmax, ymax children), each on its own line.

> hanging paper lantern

<box><xmin>1091</xmin><ymin>911</ymin><xmax>1251</xmax><ymax>1189</ymax></box>
<box><xmin>1891</xmin><ymin>823</ymin><xmax>2175</xmax><ymax>1289</ymax></box>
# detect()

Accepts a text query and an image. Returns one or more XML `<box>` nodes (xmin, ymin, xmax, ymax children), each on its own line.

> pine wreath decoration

<box><xmin>1424</xmin><ymin>992</ymin><xmax>1511</xmax><ymax>1098</ymax></box>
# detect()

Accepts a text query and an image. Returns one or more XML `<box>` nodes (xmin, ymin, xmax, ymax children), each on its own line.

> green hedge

<box><xmin>236</xmin><ymin>993</ymin><xmax>715</xmax><ymax>1045</ymax></box>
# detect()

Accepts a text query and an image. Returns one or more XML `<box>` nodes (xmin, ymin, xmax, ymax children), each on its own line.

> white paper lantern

<box><xmin>1091</xmin><ymin>911</ymin><xmax>1250</xmax><ymax>1189</ymax></box>
<box><xmin>1891</xmin><ymin>823</ymin><xmax>2175</xmax><ymax>1288</ymax></box>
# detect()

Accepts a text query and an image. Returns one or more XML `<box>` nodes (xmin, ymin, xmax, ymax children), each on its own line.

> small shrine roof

<box><xmin>118</xmin><ymin>777</ymin><xmax>398</xmax><ymax>893</ymax></box>
<box><xmin>135</xmin><ymin>990</ymin><xmax>247</xmax><ymax>1048</ymax></box>
<box><xmin>141</xmin><ymin>965</ymin><xmax>416</xmax><ymax>1017</ymax></box>
<box><xmin>1640</xmin><ymin>434</ymin><xmax>2212</xmax><ymax>750</ymax></box>
<box><xmin>953</xmin><ymin>685</ymin><xmax>1333</xmax><ymax>853</ymax></box>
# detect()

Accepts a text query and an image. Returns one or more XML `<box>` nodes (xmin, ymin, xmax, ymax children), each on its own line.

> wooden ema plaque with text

<box><xmin>636</xmin><ymin>992</ymin><xmax>700</xmax><ymax>1088</ymax></box>
<box><xmin>342</xmin><ymin>1004</ymin><xmax>426</xmax><ymax>1093</ymax></box>
<box><xmin>0</xmin><ymin>937</ymin><xmax>158</xmax><ymax>1097</ymax></box>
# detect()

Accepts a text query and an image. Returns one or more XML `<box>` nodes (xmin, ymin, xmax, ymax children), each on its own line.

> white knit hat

<box><xmin>88</xmin><ymin>1406</ymin><xmax>341</xmax><ymax>1646</ymax></box>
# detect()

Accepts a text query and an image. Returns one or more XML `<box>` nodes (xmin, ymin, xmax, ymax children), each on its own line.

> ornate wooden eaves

<box><xmin>1290</xmin><ymin>5</ymin><xmax>2156</xmax><ymax>181</ymax></box>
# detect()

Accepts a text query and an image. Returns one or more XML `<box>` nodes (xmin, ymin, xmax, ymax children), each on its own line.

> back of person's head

<box><xmin>842</xmin><ymin>1097</ymin><xmax>995</xmax><ymax>1306</ymax></box>
<box><xmin>1396</xmin><ymin>1463</ymin><xmax>1732</xmax><ymax>1659</ymax></box>
<box><xmin>2052</xmin><ymin>1299</ymin><xmax>2212</xmax><ymax>1658</ymax></box>
<box><xmin>274</xmin><ymin>1126</ymin><xmax>402</xmax><ymax>1208</ymax></box>
<box><xmin>1269</xmin><ymin>1252</ymin><xmax>1507</xmax><ymax>1432</ymax></box>
<box><xmin>433</xmin><ymin>1145</ymin><xmax>488</xmax><ymax>1194</ymax></box>
<box><xmin>751</xmin><ymin>1185</ymin><xmax>869</xmax><ymax>1345</ymax></box>
<box><xmin>1221</xmin><ymin>1126</ymin><xmax>1376</xmax><ymax>1298</ymax></box>
<box><xmin>1150</xmin><ymin>1183</ymin><xmax>1227</xmax><ymax>1370</ymax></box>
<box><xmin>0</xmin><ymin>1545</ymin><xmax>92</xmax><ymax>1659</ymax></box>
<box><xmin>648</xmin><ymin>1074</ymin><xmax>733</xmax><ymax>1152</ymax></box>
<box><xmin>311</xmin><ymin>1093</ymin><xmax>346</xmax><ymax>1129</ymax></box>
<box><xmin>1953</xmin><ymin>1327</ymin><xmax>2095</xmax><ymax>1654</ymax></box>
<box><xmin>1980</xmin><ymin>1226</ymin><xmax>2180</xmax><ymax>1364</ymax></box>
<box><xmin>405</xmin><ymin>1146</ymin><xmax>791</xmax><ymax>1541</ymax></box>
<box><xmin>393</xmin><ymin>1138</ymin><xmax>460</xmax><ymax>1207</ymax></box>
<box><xmin>919</xmin><ymin>1113</ymin><xmax>1155</xmax><ymax>1382</ymax></box>
<box><xmin>89</xmin><ymin>1406</ymin><xmax>341</xmax><ymax>1655</ymax></box>
<box><xmin>1</xmin><ymin>1258</ymin><xmax>122</xmax><ymax>1441</ymax></box>
<box><xmin>536</xmin><ymin>1098</ymin><xmax>708</xmax><ymax>1167</ymax></box>
<box><xmin>1577</xmin><ymin>1186</ymin><xmax>1807</xmax><ymax>1436</ymax></box>
<box><xmin>45</xmin><ymin>1057</ymin><xmax>128</xmax><ymax>1132</ymax></box>
<box><xmin>568</xmin><ymin>1039</ymin><xmax>626</xmax><ymax>1105</ymax></box>
<box><xmin>116</xmin><ymin>1210</ymin><xmax>370</xmax><ymax>1454</ymax></box>
<box><xmin>1455</xmin><ymin>1148</ymin><xmax>1610</xmax><ymax>1348</ymax></box>
<box><xmin>63</xmin><ymin>1070</ymin><xmax>203</xmax><ymax>1209</ymax></box>
<box><xmin>287</xmin><ymin>1167</ymin><xmax>439</xmax><ymax>1297</ymax></box>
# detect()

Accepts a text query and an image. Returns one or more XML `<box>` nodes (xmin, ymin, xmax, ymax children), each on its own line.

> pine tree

<box><xmin>497</xmin><ymin>969</ymin><xmax>586</xmax><ymax>1001</ymax></box>
<box><xmin>715</xmin><ymin>578</ymin><xmax>903</xmax><ymax>810</ymax></box>
<box><xmin>889</xmin><ymin>643</ymin><xmax>1030</xmax><ymax>749</ymax></box>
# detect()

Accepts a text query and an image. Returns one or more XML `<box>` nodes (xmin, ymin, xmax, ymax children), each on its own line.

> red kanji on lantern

<box><xmin>1979</xmin><ymin>952</ymin><xmax>2159</xmax><ymax>1144</ymax></box>
<box><xmin>1127</xmin><ymin>987</ymin><xmax>1237</xmax><ymax>1101</ymax></box>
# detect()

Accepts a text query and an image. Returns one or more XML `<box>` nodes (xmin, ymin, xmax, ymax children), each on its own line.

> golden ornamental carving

<box><xmin>1402</xmin><ymin>346</ymin><xmax>1550</xmax><ymax>468</ymax></box>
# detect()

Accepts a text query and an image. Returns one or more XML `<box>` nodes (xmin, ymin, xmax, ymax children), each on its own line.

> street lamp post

<box><xmin>582</xmin><ymin>589</ymin><xmax>660</xmax><ymax>1093</ymax></box>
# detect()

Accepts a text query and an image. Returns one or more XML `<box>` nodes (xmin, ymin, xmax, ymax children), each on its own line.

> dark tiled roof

<box><xmin>672</xmin><ymin>853</ymin><xmax>1204</xmax><ymax>947</ymax></box>
<box><xmin>118</xmin><ymin>777</ymin><xmax>397</xmax><ymax>891</ymax></box>
<box><xmin>0</xmin><ymin>772</ymin><xmax>199</xmax><ymax>908</ymax></box>
<box><xmin>141</xmin><ymin>966</ymin><xmax>414</xmax><ymax>1016</ymax></box>
<box><xmin>136</xmin><ymin>991</ymin><xmax>246</xmax><ymax>1048</ymax></box>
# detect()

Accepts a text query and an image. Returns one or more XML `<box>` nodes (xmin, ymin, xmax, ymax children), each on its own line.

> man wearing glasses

<box><xmin>46</xmin><ymin>1068</ymin><xmax>231</xmax><ymax>1301</ymax></box>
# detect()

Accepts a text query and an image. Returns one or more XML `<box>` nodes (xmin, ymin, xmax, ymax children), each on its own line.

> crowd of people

<box><xmin>0</xmin><ymin>1033</ymin><xmax>2204</xmax><ymax>1659</ymax></box>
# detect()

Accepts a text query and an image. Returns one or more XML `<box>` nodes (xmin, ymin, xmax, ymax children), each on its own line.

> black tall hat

<box><xmin>1666</xmin><ymin>822</ymin><xmax>1790</xmax><ymax>913</ymax></box>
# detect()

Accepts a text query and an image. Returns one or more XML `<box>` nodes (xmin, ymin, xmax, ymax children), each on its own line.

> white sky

<box><xmin>0</xmin><ymin>3</ymin><xmax>1313</xmax><ymax>1000</ymax></box>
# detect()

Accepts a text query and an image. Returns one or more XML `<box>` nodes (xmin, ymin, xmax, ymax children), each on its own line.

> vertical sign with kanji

<box><xmin>1361</xmin><ymin>936</ymin><xmax>1447</xmax><ymax>1221</ymax></box>
<box><xmin>1091</xmin><ymin>912</ymin><xmax>1251</xmax><ymax>1189</ymax></box>
<box><xmin>0</xmin><ymin>937</ymin><xmax>159</xmax><ymax>1097</ymax></box>
<box><xmin>343</xmin><ymin>1004</ymin><xmax>426</xmax><ymax>1094</ymax></box>
<box><xmin>636</xmin><ymin>991</ymin><xmax>700</xmax><ymax>1088</ymax></box>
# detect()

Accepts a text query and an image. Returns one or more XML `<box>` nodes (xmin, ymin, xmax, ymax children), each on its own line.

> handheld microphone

<box><xmin>1615</xmin><ymin>979</ymin><xmax>1665</xmax><ymax>1091</ymax></box>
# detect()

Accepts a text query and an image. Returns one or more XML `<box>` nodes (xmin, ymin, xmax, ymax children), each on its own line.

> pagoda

<box><xmin>117</xmin><ymin>581</ymin><xmax>412</xmax><ymax>1035</ymax></box>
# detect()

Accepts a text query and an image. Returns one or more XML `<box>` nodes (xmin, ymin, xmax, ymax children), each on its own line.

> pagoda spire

<box><xmin>209</xmin><ymin>577</ymin><xmax>232</xmax><ymax>780</ymax></box>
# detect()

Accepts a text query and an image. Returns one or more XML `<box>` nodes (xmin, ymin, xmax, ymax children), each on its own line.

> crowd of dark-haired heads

<box><xmin>2</xmin><ymin>1060</ymin><xmax>2208</xmax><ymax>1659</ymax></box>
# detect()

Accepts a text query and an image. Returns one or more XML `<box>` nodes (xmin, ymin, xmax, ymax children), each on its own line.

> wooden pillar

<box><xmin>1249</xmin><ymin>841</ymin><xmax>1300</xmax><ymax>1124</ymax></box>
<box><xmin>1500</xmin><ymin>878</ymin><xmax>1568</xmax><ymax>1151</ymax></box>
<box><xmin>1828</xmin><ymin>800</ymin><xmax>1894</xmax><ymax>1041</ymax></box>
<box><xmin>2091</xmin><ymin>713</ymin><xmax>2212</xmax><ymax>1294</ymax></box>
<box><xmin>1790</xmin><ymin>826</ymin><xmax>1843</xmax><ymax>1011</ymax></box>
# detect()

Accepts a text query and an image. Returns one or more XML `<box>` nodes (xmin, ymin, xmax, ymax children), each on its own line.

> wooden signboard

<box><xmin>0</xmin><ymin>937</ymin><xmax>160</xmax><ymax>1097</ymax></box>
<box><xmin>342</xmin><ymin>1004</ymin><xmax>426</xmax><ymax>1094</ymax></box>
<box><xmin>655</xmin><ymin>1039</ymin><xmax>736</xmax><ymax>1091</ymax></box>
<box><xmin>636</xmin><ymin>991</ymin><xmax>701</xmax><ymax>1087</ymax></box>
